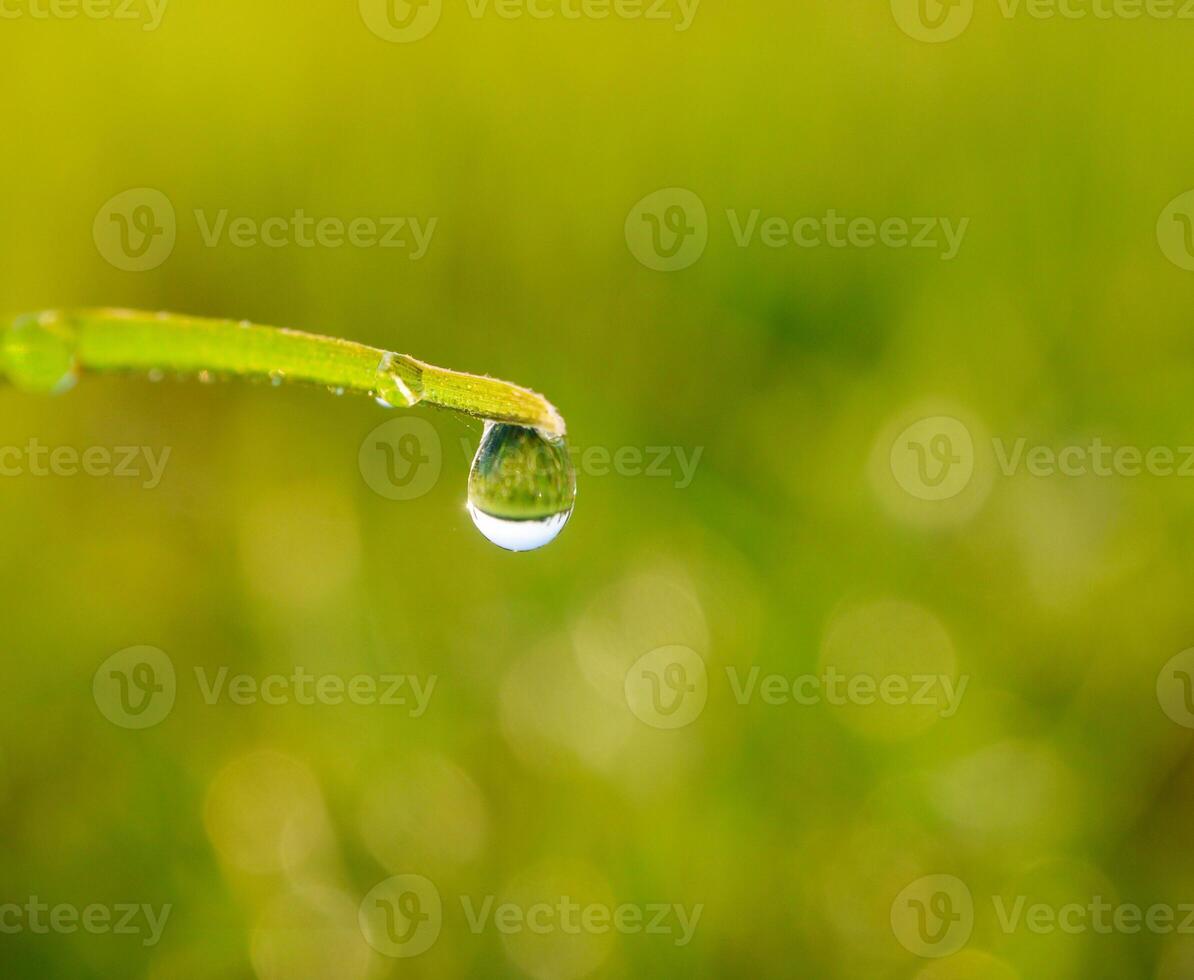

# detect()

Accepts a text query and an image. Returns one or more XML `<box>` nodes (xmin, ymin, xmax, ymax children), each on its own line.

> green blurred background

<box><xmin>3</xmin><ymin>1</ymin><xmax>1194</xmax><ymax>977</ymax></box>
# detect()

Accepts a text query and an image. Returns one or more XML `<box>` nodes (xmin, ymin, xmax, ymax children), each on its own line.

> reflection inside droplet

<box><xmin>468</xmin><ymin>507</ymin><xmax>571</xmax><ymax>552</ymax></box>
<box><xmin>467</xmin><ymin>423</ymin><xmax>576</xmax><ymax>552</ymax></box>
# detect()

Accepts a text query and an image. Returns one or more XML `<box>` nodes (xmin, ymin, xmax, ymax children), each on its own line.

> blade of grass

<box><xmin>1</xmin><ymin>309</ymin><xmax>565</xmax><ymax>437</ymax></box>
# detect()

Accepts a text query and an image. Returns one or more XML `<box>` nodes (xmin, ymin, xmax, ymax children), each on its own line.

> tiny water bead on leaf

<box><xmin>467</xmin><ymin>423</ymin><xmax>576</xmax><ymax>552</ymax></box>
<box><xmin>1</xmin><ymin>312</ymin><xmax>79</xmax><ymax>393</ymax></box>
<box><xmin>372</xmin><ymin>351</ymin><xmax>424</xmax><ymax>409</ymax></box>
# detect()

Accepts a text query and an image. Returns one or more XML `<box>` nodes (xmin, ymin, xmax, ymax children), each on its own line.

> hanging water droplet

<box><xmin>269</xmin><ymin>370</ymin><xmax>285</xmax><ymax>387</ymax></box>
<box><xmin>1</xmin><ymin>312</ymin><xmax>79</xmax><ymax>394</ymax></box>
<box><xmin>467</xmin><ymin>422</ymin><xmax>576</xmax><ymax>552</ymax></box>
<box><xmin>147</xmin><ymin>368</ymin><xmax>164</xmax><ymax>383</ymax></box>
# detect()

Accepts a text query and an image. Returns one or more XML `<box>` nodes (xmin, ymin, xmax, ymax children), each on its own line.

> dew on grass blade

<box><xmin>1</xmin><ymin>312</ymin><xmax>79</xmax><ymax>393</ymax></box>
<box><xmin>373</xmin><ymin>352</ymin><xmax>423</xmax><ymax>409</ymax></box>
<box><xmin>468</xmin><ymin>422</ymin><xmax>576</xmax><ymax>552</ymax></box>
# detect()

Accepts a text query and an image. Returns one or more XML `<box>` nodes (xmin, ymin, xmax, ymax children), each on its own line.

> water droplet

<box><xmin>147</xmin><ymin>368</ymin><xmax>164</xmax><ymax>383</ymax></box>
<box><xmin>467</xmin><ymin>423</ymin><xmax>575</xmax><ymax>552</ymax></box>
<box><xmin>269</xmin><ymin>370</ymin><xmax>285</xmax><ymax>387</ymax></box>
<box><xmin>1</xmin><ymin>312</ymin><xmax>79</xmax><ymax>394</ymax></box>
<box><xmin>373</xmin><ymin>353</ymin><xmax>422</xmax><ymax>409</ymax></box>
<box><xmin>197</xmin><ymin>370</ymin><xmax>214</xmax><ymax>384</ymax></box>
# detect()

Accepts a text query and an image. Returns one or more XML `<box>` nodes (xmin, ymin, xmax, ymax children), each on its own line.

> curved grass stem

<box><xmin>2</xmin><ymin>309</ymin><xmax>566</xmax><ymax>437</ymax></box>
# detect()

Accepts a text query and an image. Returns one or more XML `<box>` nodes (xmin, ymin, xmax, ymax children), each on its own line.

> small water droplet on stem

<box><xmin>1</xmin><ymin>312</ymin><xmax>79</xmax><ymax>394</ymax></box>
